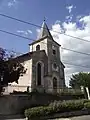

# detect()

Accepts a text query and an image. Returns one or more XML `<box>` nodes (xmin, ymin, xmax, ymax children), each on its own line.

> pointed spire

<box><xmin>38</xmin><ymin>20</ymin><xmax>52</xmax><ymax>39</ymax></box>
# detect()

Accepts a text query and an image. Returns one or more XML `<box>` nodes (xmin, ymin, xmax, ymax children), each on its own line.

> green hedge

<box><xmin>84</xmin><ymin>101</ymin><xmax>90</xmax><ymax>109</ymax></box>
<box><xmin>25</xmin><ymin>99</ymin><xmax>90</xmax><ymax>119</ymax></box>
<box><xmin>58</xmin><ymin>90</ymin><xmax>84</xmax><ymax>96</ymax></box>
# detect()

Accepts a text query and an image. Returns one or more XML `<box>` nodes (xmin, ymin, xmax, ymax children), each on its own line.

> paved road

<box><xmin>5</xmin><ymin>115</ymin><xmax>90</xmax><ymax>120</ymax></box>
<box><xmin>6</xmin><ymin>118</ymin><xmax>26</xmax><ymax>120</ymax></box>
<box><xmin>7</xmin><ymin>119</ymin><xmax>25</xmax><ymax>120</ymax></box>
<box><xmin>49</xmin><ymin>115</ymin><xmax>90</xmax><ymax>120</ymax></box>
<box><xmin>71</xmin><ymin>115</ymin><xmax>90</xmax><ymax>120</ymax></box>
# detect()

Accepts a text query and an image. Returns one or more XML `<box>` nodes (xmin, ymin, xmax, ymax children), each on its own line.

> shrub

<box><xmin>84</xmin><ymin>101</ymin><xmax>90</xmax><ymax>109</ymax></box>
<box><xmin>25</xmin><ymin>99</ymin><xmax>89</xmax><ymax>119</ymax></box>
<box><xmin>49</xmin><ymin>99</ymin><xmax>88</xmax><ymax>112</ymax></box>
<box><xmin>25</xmin><ymin>106</ymin><xmax>53</xmax><ymax>118</ymax></box>
<box><xmin>59</xmin><ymin>91</ymin><xmax>84</xmax><ymax>96</ymax></box>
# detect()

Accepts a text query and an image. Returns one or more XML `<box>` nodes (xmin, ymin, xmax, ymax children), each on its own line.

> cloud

<box><xmin>17</xmin><ymin>29</ymin><xmax>32</xmax><ymax>37</ymax></box>
<box><xmin>66</xmin><ymin>5</ymin><xmax>76</xmax><ymax>13</ymax></box>
<box><xmin>8</xmin><ymin>0</ymin><xmax>18</xmax><ymax>8</ymax></box>
<box><xmin>65</xmin><ymin>14</ymin><xmax>73</xmax><ymax>22</ymax></box>
<box><xmin>66</xmin><ymin>5</ymin><xmax>73</xmax><ymax>13</ymax></box>
<box><xmin>36</xmin><ymin>28</ymin><xmax>41</xmax><ymax>39</ymax></box>
<box><xmin>65</xmin><ymin>5</ymin><xmax>76</xmax><ymax>22</ymax></box>
<box><xmin>50</xmin><ymin>14</ymin><xmax>90</xmax><ymax>86</ymax></box>
<box><xmin>27</xmin><ymin>30</ymin><xmax>32</xmax><ymax>34</ymax></box>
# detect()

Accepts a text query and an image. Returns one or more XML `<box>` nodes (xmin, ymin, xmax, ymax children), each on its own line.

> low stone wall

<box><xmin>0</xmin><ymin>92</ymin><xmax>85</xmax><ymax>115</ymax></box>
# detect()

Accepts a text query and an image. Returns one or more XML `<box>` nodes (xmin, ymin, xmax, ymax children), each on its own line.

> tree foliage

<box><xmin>69</xmin><ymin>72</ymin><xmax>90</xmax><ymax>89</ymax></box>
<box><xmin>0</xmin><ymin>48</ymin><xmax>26</xmax><ymax>94</ymax></box>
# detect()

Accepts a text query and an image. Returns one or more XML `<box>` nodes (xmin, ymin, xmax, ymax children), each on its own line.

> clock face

<box><xmin>53</xmin><ymin>63</ymin><xmax>59</xmax><ymax>71</ymax></box>
<box><xmin>53</xmin><ymin>63</ymin><xmax>57</xmax><ymax>69</ymax></box>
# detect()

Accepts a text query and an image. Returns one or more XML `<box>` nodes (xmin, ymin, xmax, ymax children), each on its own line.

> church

<box><xmin>8</xmin><ymin>21</ymin><xmax>65</xmax><ymax>93</ymax></box>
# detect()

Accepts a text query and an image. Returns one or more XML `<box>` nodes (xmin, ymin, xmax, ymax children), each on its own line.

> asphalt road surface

<box><xmin>70</xmin><ymin>115</ymin><xmax>90</xmax><ymax>120</ymax></box>
<box><xmin>6</xmin><ymin>118</ymin><xmax>26</xmax><ymax>120</ymax></box>
<box><xmin>49</xmin><ymin>115</ymin><xmax>90</xmax><ymax>120</ymax></box>
<box><xmin>6</xmin><ymin>115</ymin><xmax>90</xmax><ymax>120</ymax></box>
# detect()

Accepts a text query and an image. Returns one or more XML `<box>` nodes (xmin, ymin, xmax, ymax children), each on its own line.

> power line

<box><xmin>1</xmin><ymin>47</ymin><xmax>90</xmax><ymax>69</ymax></box>
<box><xmin>0</xmin><ymin>13</ymin><xmax>90</xmax><ymax>57</ymax></box>
<box><xmin>63</xmin><ymin>62</ymin><xmax>90</xmax><ymax>68</ymax></box>
<box><xmin>61</xmin><ymin>47</ymin><xmax>90</xmax><ymax>56</ymax></box>
<box><xmin>62</xmin><ymin>33</ymin><xmax>90</xmax><ymax>43</ymax></box>
<box><xmin>0</xmin><ymin>20</ymin><xmax>89</xmax><ymax>68</ymax></box>
<box><xmin>0</xmin><ymin>28</ymin><xmax>90</xmax><ymax>58</ymax></box>
<box><xmin>0</xmin><ymin>29</ymin><xmax>33</xmax><ymax>41</ymax></box>
<box><xmin>0</xmin><ymin>13</ymin><xmax>41</xmax><ymax>28</ymax></box>
<box><xmin>0</xmin><ymin>13</ymin><xmax>90</xmax><ymax>43</ymax></box>
<box><xmin>2</xmin><ymin>48</ymin><xmax>90</xmax><ymax>69</ymax></box>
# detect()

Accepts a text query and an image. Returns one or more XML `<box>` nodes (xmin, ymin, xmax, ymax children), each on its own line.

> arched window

<box><xmin>36</xmin><ymin>45</ymin><xmax>40</xmax><ymax>51</ymax></box>
<box><xmin>37</xmin><ymin>63</ymin><xmax>41</xmax><ymax>85</ymax></box>
<box><xmin>52</xmin><ymin>45</ymin><xmax>56</xmax><ymax>55</ymax></box>
<box><xmin>53</xmin><ymin>49</ymin><xmax>56</xmax><ymax>55</ymax></box>
<box><xmin>53</xmin><ymin>77</ymin><xmax>57</xmax><ymax>89</ymax></box>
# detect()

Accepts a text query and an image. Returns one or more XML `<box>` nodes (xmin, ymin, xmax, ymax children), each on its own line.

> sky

<box><xmin>0</xmin><ymin>0</ymin><xmax>90</xmax><ymax>86</ymax></box>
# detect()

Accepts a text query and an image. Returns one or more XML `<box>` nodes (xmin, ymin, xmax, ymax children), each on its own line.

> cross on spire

<box><xmin>44</xmin><ymin>17</ymin><xmax>46</xmax><ymax>22</ymax></box>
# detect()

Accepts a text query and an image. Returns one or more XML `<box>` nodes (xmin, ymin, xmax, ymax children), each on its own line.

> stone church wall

<box><xmin>31</xmin><ymin>50</ymin><xmax>48</xmax><ymax>88</ymax></box>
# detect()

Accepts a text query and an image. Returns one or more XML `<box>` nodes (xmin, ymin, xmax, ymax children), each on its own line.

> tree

<box><xmin>0</xmin><ymin>48</ymin><xmax>26</xmax><ymax>94</ymax></box>
<box><xmin>69</xmin><ymin>72</ymin><xmax>90</xmax><ymax>89</ymax></box>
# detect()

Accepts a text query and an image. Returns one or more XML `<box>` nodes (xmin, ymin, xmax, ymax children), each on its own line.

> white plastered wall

<box><xmin>30</xmin><ymin>39</ymin><xmax>48</xmax><ymax>54</ymax></box>
<box><xmin>7</xmin><ymin>59</ymin><xmax>32</xmax><ymax>93</ymax></box>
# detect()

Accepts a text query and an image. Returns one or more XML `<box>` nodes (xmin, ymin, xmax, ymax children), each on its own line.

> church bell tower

<box><xmin>29</xmin><ymin>21</ymin><xmax>65</xmax><ymax>92</ymax></box>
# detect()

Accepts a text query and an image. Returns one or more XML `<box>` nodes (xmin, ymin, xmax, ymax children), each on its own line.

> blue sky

<box><xmin>0</xmin><ymin>0</ymin><xmax>90</xmax><ymax>53</ymax></box>
<box><xmin>1</xmin><ymin>0</ymin><xmax>90</xmax><ymax>86</ymax></box>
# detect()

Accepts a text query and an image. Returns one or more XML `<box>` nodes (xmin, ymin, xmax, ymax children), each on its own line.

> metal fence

<box><xmin>3</xmin><ymin>84</ymin><xmax>84</xmax><ymax>95</ymax></box>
